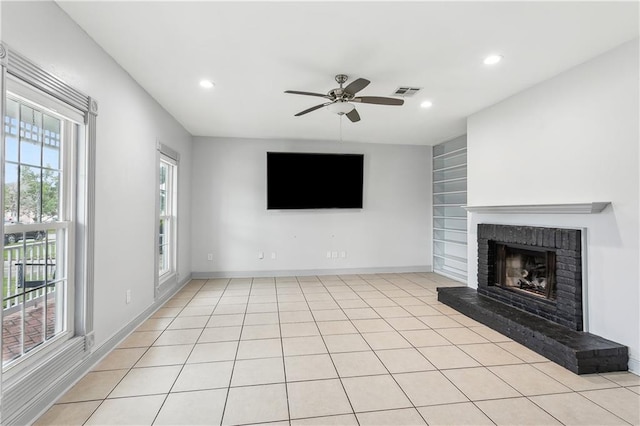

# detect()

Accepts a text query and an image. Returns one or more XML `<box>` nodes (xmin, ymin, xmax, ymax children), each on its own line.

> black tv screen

<box><xmin>267</xmin><ymin>152</ymin><xmax>364</xmax><ymax>209</ymax></box>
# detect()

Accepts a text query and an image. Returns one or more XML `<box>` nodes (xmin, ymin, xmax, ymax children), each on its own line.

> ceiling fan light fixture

<box><xmin>327</xmin><ymin>101</ymin><xmax>355</xmax><ymax>115</ymax></box>
<box><xmin>483</xmin><ymin>54</ymin><xmax>503</xmax><ymax>65</ymax></box>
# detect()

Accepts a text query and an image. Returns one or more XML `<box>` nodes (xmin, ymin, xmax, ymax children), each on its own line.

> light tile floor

<box><xmin>36</xmin><ymin>273</ymin><xmax>640</xmax><ymax>425</ymax></box>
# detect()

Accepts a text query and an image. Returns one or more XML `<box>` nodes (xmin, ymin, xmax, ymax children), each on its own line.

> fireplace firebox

<box><xmin>495</xmin><ymin>243</ymin><xmax>557</xmax><ymax>300</ymax></box>
<box><xmin>477</xmin><ymin>224</ymin><xmax>583</xmax><ymax>331</ymax></box>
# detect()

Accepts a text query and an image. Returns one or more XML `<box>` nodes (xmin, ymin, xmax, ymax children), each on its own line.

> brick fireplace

<box><xmin>477</xmin><ymin>224</ymin><xmax>583</xmax><ymax>330</ymax></box>
<box><xmin>438</xmin><ymin>222</ymin><xmax>628</xmax><ymax>374</ymax></box>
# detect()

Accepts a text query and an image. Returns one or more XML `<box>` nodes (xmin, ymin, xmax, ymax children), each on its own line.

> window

<box><xmin>157</xmin><ymin>146</ymin><xmax>178</xmax><ymax>293</ymax></box>
<box><xmin>2</xmin><ymin>86</ymin><xmax>79</xmax><ymax>369</ymax></box>
<box><xmin>1</xmin><ymin>43</ymin><xmax>97</xmax><ymax>425</ymax></box>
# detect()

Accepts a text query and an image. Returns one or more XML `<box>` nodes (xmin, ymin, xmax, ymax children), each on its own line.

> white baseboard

<box><xmin>628</xmin><ymin>356</ymin><xmax>640</xmax><ymax>375</ymax></box>
<box><xmin>192</xmin><ymin>265</ymin><xmax>432</xmax><ymax>279</ymax></box>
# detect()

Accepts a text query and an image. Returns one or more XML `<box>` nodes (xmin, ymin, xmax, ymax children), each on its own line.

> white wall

<box><xmin>467</xmin><ymin>39</ymin><xmax>639</xmax><ymax>372</ymax></box>
<box><xmin>2</xmin><ymin>1</ymin><xmax>193</xmax><ymax>348</ymax></box>
<box><xmin>191</xmin><ymin>137</ymin><xmax>431</xmax><ymax>276</ymax></box>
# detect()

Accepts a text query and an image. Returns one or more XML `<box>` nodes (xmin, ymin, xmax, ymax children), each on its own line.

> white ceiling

<box><xmin>58</xmin><ymin>1</ymin><xmax>638</xmax><ymax>146</ymax></box>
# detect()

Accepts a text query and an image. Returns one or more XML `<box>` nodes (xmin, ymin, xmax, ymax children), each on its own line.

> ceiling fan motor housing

<box><xmin>329</xmin><ymin>88</ymin><xmax>351</xmax><ymax>100</ymax></box>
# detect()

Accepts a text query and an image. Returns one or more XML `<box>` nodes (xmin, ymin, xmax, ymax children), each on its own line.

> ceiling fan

<box><xmin>285</xmin><ymin>74</ymin><xmax>404</xmax><ymax>123</ymax></box>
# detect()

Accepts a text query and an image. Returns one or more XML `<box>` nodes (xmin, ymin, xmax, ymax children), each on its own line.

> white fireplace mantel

<box><xmin>462</xmin><ymin>202</ymin><xmax>611</xmax><ymax>214</ymax></box>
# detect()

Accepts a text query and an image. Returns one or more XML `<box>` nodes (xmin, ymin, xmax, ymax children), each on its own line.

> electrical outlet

<box><xmin>326</xmin><ymin>251</ymin><xmax>332</xmax><ymax>259</ymax></box>
<box><xmin>207</xmin><ymin>253</ymin><xmax>213</xmax><ymax>261</ymax></box>
<box><xmin>126</xmin><ymin>290</ymin><xmax>131</xmax><ymax>304</ymax></box>
<box><xmin>258</xmin><ymin>252</ymin><xmax>264</xmax><ymax>259</ymax></box>
<box><xmin>331</xmin><ymin>251</ymin><xmax>338</xmax><ymax>259</ymax></box>
<box><xmin>271</xmin><ymin>252</ymin><xmax>277</xmax><ymax>259</ymax></box>
<box><xmin>340</xmin><ymin>251</ymin><xmax>346</xmax><ymax>258</ymax></box>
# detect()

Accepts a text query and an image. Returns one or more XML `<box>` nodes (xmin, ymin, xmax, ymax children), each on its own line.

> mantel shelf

<box><xmin>462</xmin><ymin>202</ymin><xmax>611</xmax><ymax>214</ymax></box>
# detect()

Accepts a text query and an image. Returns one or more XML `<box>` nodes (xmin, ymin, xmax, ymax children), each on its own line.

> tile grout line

<box><xmin>370</xmin><ymin>276</ymin><xmax>499</xmax><ymax>425</ymax></box>
<box><xmin>579</xmin><ymin>388</ymin><xmax>637</xmax><ymax>424</ymax></box>
<box><xmin>151</xmin><ymin>278</ymin><xmax>228</xmax><ymax>425</ymax></box>
<box><xmin>412</xmin><ymin>275</ymin><xmax>633</xmax><ymax>425</ymax></box>
<box><xmin>81</xmin><ymin>278</ymin><xmax>207</xmax><ymax>425</ymax></box>
<box><xmin>324</xmin><ymin>275</ymin><xmax>432</xmax><ymax>424</ymax></box>
<box><xmin>303</xmin><ymin>275</ymin><xmax>360</xmax><ymax>424</ymax></box>
<box><xmin>356</xmin><ymin>277</ymin><xmax>536</xmax><ymax>416</ymax></box>
<box><xmin>275</xmin><ymin>276</ymin><xmax>292</xmax><ymax>424</ymax></box>
<box><xmin>521</xmin><ymin>393</ymin><xmax>581</xmax><ymax>426</ymax></box>
<box><xmin>323</xmin><ymin>274</ymin><xmax>537</xmax><ymax>423</ymax></box>
<box><xmin>527</xmin><ymin>390</ymin><xmax>633</xmax><ymax>426</ymax></box>
<box><xmin>219</xmin><ymin>277</ymin><xmax>254</xmax><ymax>426</ymax></box>
<box><xmin>404</xmin><ymin>275</ymin><xmax>600</xmax><ymax>426</ymax></box>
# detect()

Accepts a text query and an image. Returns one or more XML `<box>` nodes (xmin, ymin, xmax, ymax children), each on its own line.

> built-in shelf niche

<box><xmin>433</xmin><ymin>135</ymin><xmax>467</xmax><ymax>283</ymax></box>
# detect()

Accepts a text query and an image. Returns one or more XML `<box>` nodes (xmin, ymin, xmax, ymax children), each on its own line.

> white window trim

<box><xmin>2</xmin><ymin>84</ymin><xmax>79</xmax><ymax>379</ymax></box>
<box><xmin>0</xmin><ymin>42</ymin><xmax>97</xmax><ymax>425</ymax></box>
<box><xmin>155</xmin><ymin>141</ymin><xmax>179</xmax><ymax>298</ymax></box>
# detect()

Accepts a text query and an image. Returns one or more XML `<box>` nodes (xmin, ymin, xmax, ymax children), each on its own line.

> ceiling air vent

<box><xmin>392</xmin><ymin>87</ymin><xmax>422</xmax><ymax>97</ymax></box>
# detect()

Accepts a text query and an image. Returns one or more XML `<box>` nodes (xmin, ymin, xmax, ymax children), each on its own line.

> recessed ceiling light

<box><xmin>483</xmin><ymin>55</ymin><xmax>503</xmax><ymax>65</ymax></box>
<box><xmin>420</xmin><ymin>100</ymin><xmax>433</xmax><ymax>108</ymax></box>
<box><xmin>199</xmin><ymin>80</ymin><xmax>215</xmax><ymax>89</ymax></box>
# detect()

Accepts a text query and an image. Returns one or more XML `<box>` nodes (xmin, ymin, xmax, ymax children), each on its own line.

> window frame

<box><xmin>0</xmin><ymin>42</ymin><xmax>97</xmax><ymax>424</ymax></box>
<box><xmin>155</xmin><ymin>142</ymin><xmax>179</xmax><ymax>297</ymax></box>
<box><xmin>1</xmin><ymin>79</ymin><xmax>80</xmax><ymax>378</ymax></box>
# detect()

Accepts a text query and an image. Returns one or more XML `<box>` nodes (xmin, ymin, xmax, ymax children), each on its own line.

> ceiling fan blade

<box><xmin>346</xmin><ymin>108</ymin><xmax>361</xmax><ymax>123</ymax></box>
<box><xmin>294</xmin><ymin>102</ymin><xmax>332</xmax><ymax>117</ymax></box>
<box><xmin>285</xmin><ymin>90</ymin><xmax>330</xmax><ymax>99</ymax></box>
<box><xmin>352</xmin><ymin>96</ymin><xmax>404</xmax><ymax>106</ymax></box>
<box><xmin>344</xmin><ymin>78</ymin><xmax>370</xmax><ymax>96</ymax></box>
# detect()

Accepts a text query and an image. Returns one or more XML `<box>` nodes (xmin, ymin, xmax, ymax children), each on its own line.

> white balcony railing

<box><xmin>3</xmin><ymin>238</ymin><xmax>57</xmax><ymax>313</ymax></box>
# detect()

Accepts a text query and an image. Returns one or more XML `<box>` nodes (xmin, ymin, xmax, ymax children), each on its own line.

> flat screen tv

<box><xmin>267</xmin><ymin>152</ymin><xmax>364</xmax><ymax>209</ymax></box>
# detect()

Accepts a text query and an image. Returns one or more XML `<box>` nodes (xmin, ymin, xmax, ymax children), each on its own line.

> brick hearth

<box><xmin>438</xmin><ymin>286</ymin><xmax>628</xmax><ymax>374</ymax></box>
